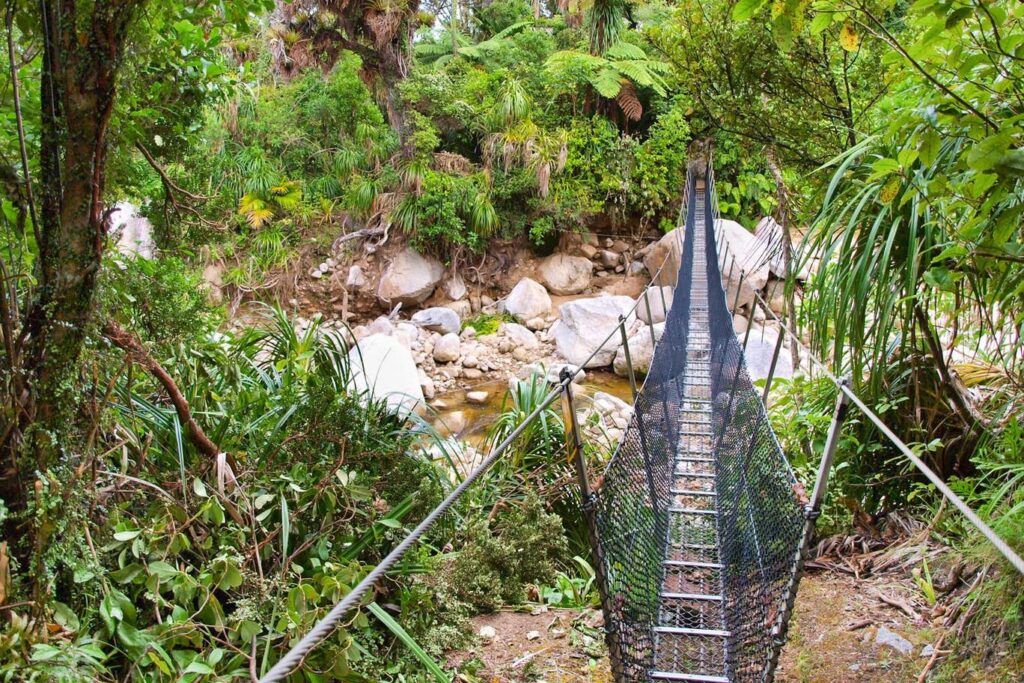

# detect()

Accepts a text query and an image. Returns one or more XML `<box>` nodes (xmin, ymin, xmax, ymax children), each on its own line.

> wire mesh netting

<box><xmin>585</xmin><ymin>167</ymin><xmax>805</xmax><ymax>682</ymax></box>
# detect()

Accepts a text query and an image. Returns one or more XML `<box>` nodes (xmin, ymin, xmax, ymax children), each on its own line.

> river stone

<box><xmin>466</xmin><ymin>390</ymin><xmax>489</xmax><ymax>405</ymax></box>
<box><xmin>347</xmin><ymin>334</ymin><xmax>424</xmax><ymax>417</ymax></box>
<box><xmin>377</xmin><ymin>248</ymin><xmax>444</xmax><ymax>306</ymax></box>
<box><xmin>613</xmin><ymin>323</ymin><xmax>665</xmax><ymax>376</ymax></box>
<box><xmin>538</xmin><ymin>254</ymin><xmax>593</xmax><ymax>295</ymax></box>
<box><xmin>718</xmin><ymin>218</ymin><xmax>771</xmax><ymax>311</ymax></box>
<box><xmin>552</xmin><ymin>295</ymin><xmax>636</xmax><ymax>368</ymax></box>
<box><xmin>346</xmin><ymin>265</ymin><xmax>367</xmax><ymax>289</ymax></box>
<box><xmin>412</xmin><ymin>307</ymin><xmax>461</xmax><ymax>335</ymax></box>
<box><xmin>441</xmin><ymin>410</ymin><xmax>467</xmax><ymax>435</ymax></box>
<box><xmin>637</xmin><ymin>286</ymin><xmax>674</xmax><ymax>324</ymax></box>
<box><xmin>641</xmin><ymin>230</ymin><xmax>683</xmax><ymax>286</ymax></box>
<box><xmin>505</xmin><ymin>277</ymin><xmax>552</xmax><ymax>320</ymax></box>
<box><xmin>500</xmin><ymin>322</ymin><xmax>539</xmax><ymax>349</ymax></box>
<box><xmin>433</xmin><ymin>333</ymin><xmax>461</xmax><ymax>363</ymax></box>
<box><xmin>875</xmin><ymin>626</ymin><xmax>913</xmax><ymax>655</ymax></box>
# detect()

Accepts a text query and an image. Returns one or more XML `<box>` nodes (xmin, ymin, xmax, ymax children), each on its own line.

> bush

<box><xmin>440</xmin><ymin>494</ymin><xmax>569</xmax><ymax>611</ymax></box>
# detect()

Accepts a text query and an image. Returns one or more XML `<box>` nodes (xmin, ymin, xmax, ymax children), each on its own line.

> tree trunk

<box><xmin>3</xmin><ymin>0</ymin><xmax>142</xmax><ymax>610</ymax></box>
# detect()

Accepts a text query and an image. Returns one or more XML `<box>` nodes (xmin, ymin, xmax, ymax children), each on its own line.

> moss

<box><xmin>462</xmin><ymin>311</ymin><xmax>516</xmax><ymax>336</ymax></box>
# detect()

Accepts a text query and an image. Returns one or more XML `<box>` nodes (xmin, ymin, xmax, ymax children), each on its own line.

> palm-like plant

<box><xmin>487</xmin><ymin>371</ymin><xmax>565</xmax><ymax>471</ymax></box>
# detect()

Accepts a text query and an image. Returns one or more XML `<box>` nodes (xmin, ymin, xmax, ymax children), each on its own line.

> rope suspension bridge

<box><xmin>261</xmin><ymin>160</ymin><xmax>1024</xmax><ymax>683</ymax></box>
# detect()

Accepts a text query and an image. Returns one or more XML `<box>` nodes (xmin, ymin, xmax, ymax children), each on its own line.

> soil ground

<box><xmin>446</xmin><ymin>569</ymin><xmax>1021</xmax><ymax>683</ymax></box>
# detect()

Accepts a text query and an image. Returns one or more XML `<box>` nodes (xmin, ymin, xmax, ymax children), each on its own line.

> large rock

<box><xmin>641</xmin><ymin>230</ymin><xmax>683</xmax><ymax>286</ymax></box>
<box><xmin>442</xmin><ymin>273</ymin><xmax>467</xmax><ymax>301</ymax></box>
<box><xmin>552</xmin><ymin>295</ymin><xmax>636</xmax><ymax>368</ymax></box>
<box><xmin>500</xmin><ymin>322</ymin><xmax>539</xmax><ymax>349</ymax></box>
<box><xmin>505</xmin><ymin>278</ymin><xmax>551</xmax><ymax>321</ymax></box>
<box><xmin>538</xmin><ymin>254</ymin><xmax>593</xmax><ymax>295</ymax></box>
<box><xmin>637</xmin><ymin>286</ymin><xmax>673</xmax><ymax>324</ymax></box>
<box><xmin>742</xmin><ymin>324</ymin><xmax>792</xmax><ymax>383</ymax></box>
<box><xmin>346</xmin><ymin>265</ymin><xmax>367</xmax><ymax>289</ymax></box>
<box><xmin>377</xmin><ymin>248</ymin><xmax>444</xmax><ymax>306</ymax></box>
<box><xmin>717</xmin><ymin>219</ymin><xmax>771</xmax><ymax>311</ymax></box>
<box><xmin>754</xmin><ymin>216</ymin><xmax>814</xmax><ymax>281</ymax></box>
<box><xmin>613</xmin><ymin>323</ymin><xmax>665</xmax><ymax>376</ymax></box>
<box><xmin>433</xmin><ymin>332</ymin><xmax>461</xmax><ymax>363</ymax></box>
<box><xmin>412</xmin><ymin>307</ymin><xmax>461</xmax><ymax>335</ymax></box>
<box><xmin>110</xmin><ymin>202</ymin><xmax>156</xmax><ymax>260</ymax></box>
<box><xmin>347</xmin><ymin>334</ymin><xmax>424</xmax><ymax>417</ymax></box>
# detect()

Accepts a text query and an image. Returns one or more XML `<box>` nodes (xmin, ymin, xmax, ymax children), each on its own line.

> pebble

<box><xmin>875</xmin><ymin>626</ymin><xmax>913</xmax><ymax>655</ymax></box>
<box><xmin>466</xmin><ymin>390</ymin><xmax>489</xmax><ymax>405</ymax></box>
<box><xmin>526</xmin><ymin>630</ymin><xmax>541</xmax><ymax>641</ymax></box>
<box><xmin>463</xmin><ymin>368</ymin><xmax>483</xmax><ymax>380</ymax></box>
<box><xmin>479</xmin><ymin>625</ymin><xmax>497</xmax><ymax>641</ymax></box>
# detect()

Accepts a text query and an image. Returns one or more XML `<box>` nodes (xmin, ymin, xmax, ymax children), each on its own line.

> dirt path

<box><xmin>446</xmin><ymin>571</ymin><xmax>959</xmax><ymax>683</ymax></box>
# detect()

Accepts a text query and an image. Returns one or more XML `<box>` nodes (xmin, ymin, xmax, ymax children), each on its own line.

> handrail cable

<box><xmin>261</xmin><ymin>242</ymin><xmax>682</xmax><ymax>681</ymax></box>
<box><xmin>734</xmin><ymin>241</ymin><xmax>1024</xmax><ymax>576</ymax></box>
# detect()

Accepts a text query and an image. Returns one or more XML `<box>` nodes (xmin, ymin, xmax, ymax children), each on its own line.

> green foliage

<box><xmin>488</xmin><ymin>370</ymin><xmax>566</xmax><ymax>471</ymax></box>
<box><xmin>630</xmin><ymin>100</ymin><xmax>691</xmax><ymax>218</ymax></box>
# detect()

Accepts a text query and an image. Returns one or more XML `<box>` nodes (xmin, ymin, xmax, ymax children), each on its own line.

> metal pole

<box><xmin>643</xmin><ymin>290</ymin><xmax>657</xmax><ymax>341</ymax></box>
<box><xmin>742</xmin><ymin>299</ymin><xmax>756</xmax><ymax>352</ymax></box>
<box><xmin>658</xmin><ymin>282</ymin><xmax>668</xmax><ymax>320</ymax></box>
<box><xmin>732</xmin><ymin>270</ymin><xmax>745</xmax><ymax>315</ymax></box>
<box><xmin>559</xmin><ymin>369</ymin><xmax>625</xmax><ymax>682</ymax></box>
<box><xmin>761</xmin><ymin>324</ymin><xmax>787</xmax><ymax>404</ymax></box>
<box><xmin>618</xmin><ymin>315</ymin><xmax>638</xmax><ymax>401</ymax></box>
<box><xmin>765</xmin><ymin>378</ymin><xmax>851</xmax><ymax>681</ymax></box>
<box><xmin>725</xmin><ymin>255</ymin><xmax>736</xmax><ymax>296</ymax></box>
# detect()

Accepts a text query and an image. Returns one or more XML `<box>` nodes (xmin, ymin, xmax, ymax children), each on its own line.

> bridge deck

<box><xmin>651</xmin><ymin>187</ymin><xmax>729</xmax><ymax>683</ymax></box>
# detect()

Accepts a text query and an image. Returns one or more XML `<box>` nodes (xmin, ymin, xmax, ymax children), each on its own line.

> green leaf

<box><xmin>918</xmin><ymin>130</ymin><xmax>940</xmax><ymax>166</ymax></box>
<box><xmin>113</xmin><ymin>529</ymin><xmax>141</xmax><ymax>542</ymax></box>
<box><xmin>367</xmin><ymin>603</ymin><xmax>449</xmax><ymax>682</ymax></box>
<box><xmin>967</xmin><ymin>133</ymin><xmax>1011</xmax><ymax>172</ymax></box>
<box><xmin>280</xmin><ymin>495</ymin><xmax>290</xmax><ymax>560</ymax></box>
<box><xmin>733</xmin><ymin>0</ymin><xmax>769</xmax><ymax>21</ymax></box>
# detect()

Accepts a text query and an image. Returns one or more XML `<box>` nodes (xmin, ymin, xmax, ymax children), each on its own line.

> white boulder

<box><xmin>347</xmin><ymin>334</ymin><xmax>424</xmax><ymax>417</ymax></box>
<box><xmin>552</xmin><ymin>295</ymin><xmax>636</xmax><ymax>368</ymax></box>
<box><xmin>742</xmin><ymin>324</ymin><xmax>793</xmax><ymax>382</ymax></box>
<box><xmin>717</xmin><ymin>219</ymin><xmax>771</xmax><ymax>311</ymax></box>
<box><xmin>412</xmin><ymin>307</ymin><xmax>461</xmax><ymax>335</ymax></box>
<box><xmin>613</xmin><ymin>322</ymin><xmax>665</xmax><ymax>376</ymax></box>
<box><xmin>500</xmin><ymin>322</ymin><xmax>539</xmax><ymax>349</ymax></box>
<box><xmin>110</xmin><ymin>202</ymin><xmax>156</xmax><ymax>260</ymax></box>
<box><xmin>504</xmin><ymin>278</ymin><xmax>552</xmax><ymax>321</ymax></box>
<box><xmin>637</xmin><ymin>286</ymin><xmax>673</xmax><ymax>324</ymax></box>
<box><xmin>377</xmin><ymin>248</ymin><xmax>444</xmax><ymax>306</ymax></box>
<box><xmin>443</xmin><ymin>273</ymin><xmax>467</xmax><ymax>301</ymax></box>
<box><xmin>433</xmin><ymin>333</ymin><xmax>461</xmax><ymax>363</ymax></box>
<box><xmin>538</xmin><ymin>254</ymin><xmax>593</xmax><ymax>295</ymax></box>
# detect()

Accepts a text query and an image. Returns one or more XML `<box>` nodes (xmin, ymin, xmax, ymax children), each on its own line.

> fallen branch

<box><xmin>873</xmin><ymin>589</ymin><xmax>920</xmax><ymax>620</ymax></box>
<box><xmin>917</xmin><ymin>631</ymin><xmax>947</xmax><ymax>683</ymax></box>
<box><xmin>102</xmin><ymin>320</ymin><xmax>227</xmax><ymax>465</ymax></box>
<box><xmin>333</xmin><ymin>226</ymin><xmax>385</xmax><ymax>249</ymax></box>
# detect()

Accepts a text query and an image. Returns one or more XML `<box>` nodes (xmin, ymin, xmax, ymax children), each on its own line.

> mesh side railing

<box><xmin>588</xmin><ymin>168</ymin><xmax>805</xmax><ymax>682</ymax></box>
<box><xmin>703</xmin><ymin>168</ymin><xmax>804</xmax><ymax>682</ymax></box>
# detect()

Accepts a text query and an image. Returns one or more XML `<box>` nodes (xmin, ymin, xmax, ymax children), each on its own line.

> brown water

<box><xmin>425</xmin><ymin>370</ymin><xmax>635</xmax><ymax>446</ymax></box>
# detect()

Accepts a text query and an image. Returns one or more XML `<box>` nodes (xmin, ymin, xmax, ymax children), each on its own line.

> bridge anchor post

<box><xmin>765</xmin><ymin>378</ymin><xmax>851</xmax><ymax>681</ymax></box>
<box><xmin>559</xmin><ymin>369</ymin><xmax>626</xmax><ymax>682</ymax></box>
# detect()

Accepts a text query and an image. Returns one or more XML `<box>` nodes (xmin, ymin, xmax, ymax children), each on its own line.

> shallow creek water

<box><xmin>424</xmin><ymin>370</ymin><xmax>635</xmax><ymax>449</ymax></box>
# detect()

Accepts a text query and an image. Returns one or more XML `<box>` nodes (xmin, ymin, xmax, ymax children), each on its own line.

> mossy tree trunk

<box><xmin>1</xmin><ymin>0</ymin><xmax>142</xmax><ymax>607</ymax></box>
